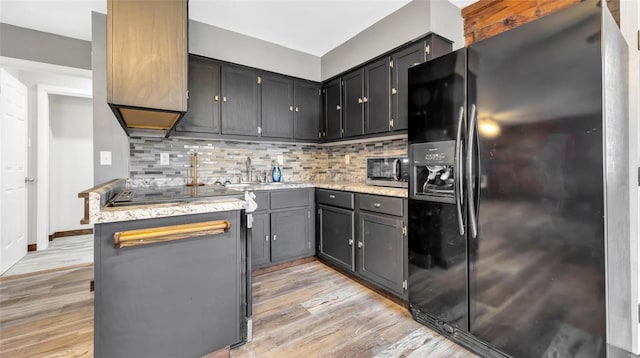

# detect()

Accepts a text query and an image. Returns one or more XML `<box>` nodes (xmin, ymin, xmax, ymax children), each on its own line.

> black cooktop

<box><xmin>108</xmin><ymin>185</ymin><xmax>243</xmax><ymax>207</ymax></box>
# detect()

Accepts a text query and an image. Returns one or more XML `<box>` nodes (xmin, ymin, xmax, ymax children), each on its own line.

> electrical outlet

<box><xmin>277</xmin><ymin>155</ymin><xmax>284</xmax><ymax>165</ymax></box>
<box><xmin>160</xmin><ymin>153</ymin><xmax>170</xmax><ymax>165</ymax></box>
<box><xmin>344</xmin><ymin>154</ymin><xmax>350</xmax><ymax>164</ymax></box>
<box><xmin>100</xmin><ymin>151</ymin><xmax>112</xmax><ymax>166</ymax></box>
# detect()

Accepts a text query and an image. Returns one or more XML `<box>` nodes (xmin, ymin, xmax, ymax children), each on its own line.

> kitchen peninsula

<box><xmin>82</xmin><ymin>179</ymin><xmax>250</xmax><ymax>358</ymax></box>
<box><xmin>80</xmin><ymin>176</ymin><xmax>408</xmax><ymax>357</ymax></box>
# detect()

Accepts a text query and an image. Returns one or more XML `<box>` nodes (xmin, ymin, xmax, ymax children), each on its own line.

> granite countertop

<box><xmin>81</xmin><ymin>179</ymin><xmax>407</xmax><ymax>224</ymax></box>
<box><xmin>93</xmin><ymin>197</ymin><xmax>247</xmax><ymax>224</ymax></box>
<box><xmin>312</xmin><ymin>181</ymin><xmax>407</xmax><ymax>198</ymax></box>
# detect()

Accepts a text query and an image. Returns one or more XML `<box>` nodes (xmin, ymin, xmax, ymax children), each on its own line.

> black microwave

<box><xmin>366</xmin><ymin>156</ymin><xmax>409</xmax><ymax>188</ymax></box>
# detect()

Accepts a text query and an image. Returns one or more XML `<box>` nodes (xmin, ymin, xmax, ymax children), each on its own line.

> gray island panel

<box><xmin>94</xmin><ymin>210</ymin><xmax>246</xmax><ymax>358</ymax></box>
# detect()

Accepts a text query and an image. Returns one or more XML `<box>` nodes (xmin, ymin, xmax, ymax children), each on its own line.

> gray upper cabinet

<box><xmin>323</xmin><ymin>78</ymin><xmax>342</xmax><ymax>140</ymax></box>
<box><xmin>391</xmin><ymin>35</ymin><xmax>451</xmax><ymax>131</ymax></box>
<box><xmin>293</xmin><ymin>81</ymin><xmax>322</xmax><ymax>141</ymax></box>
<box><xmin>221</xmin><ymin>65</ymin><xmax>260</xmax><ymax>136</ymax></box>
<box><xmin>342</xmin><ymin>69</ymin><xmax>364</xmax><ymax>137</ymax></box>
<box><xmin>358</xmin><ymin>211</ymin><xmax>405</xmax><ymax>296</ymax></box>
<box><xmin>250</xmin><ymin>212</ymin><xmax>271</xmax><ymax>267</ymax></box>
<box><xmin>271</xmin><ymin>209</ymin><xmax>311</xmax><ymax>263</ymax></box>
<box><xmin>364</xmin><ymin>57</ymin><xmax>391</xmax><ymax>135</ymax></box>
<box><xmin>261</xmin><ymin>74</ymin><xmax>294</xmax><ymax>138</ymax></box>
<box><xmin>177</xmin><ymin>56</ymin><xmax>221</xmax><ymax>133</ymax></box>
<box><xmin>391</xmin><ymin>42</ymin><xmax>425</xmax><ymax>131</ymax></box>
<box><xmin>318</xmin><ymin>205</ymin><xmax>355</xmax><ymax>272</ymax></box>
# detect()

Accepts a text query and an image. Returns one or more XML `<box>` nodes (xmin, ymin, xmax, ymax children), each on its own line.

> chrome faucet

<box><xmin>246</xmin><ymin>157</ymin><xmax>253</xmax><ymax>182</ymax></box>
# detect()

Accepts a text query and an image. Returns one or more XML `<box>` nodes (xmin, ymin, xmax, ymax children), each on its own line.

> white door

<box><xmin>0</xmin><ymin>69</ymin><xmax>28</xmax><ymax>274</ymax></box>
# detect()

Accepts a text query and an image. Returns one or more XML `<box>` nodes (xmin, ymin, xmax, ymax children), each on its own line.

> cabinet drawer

<box><xmin>358</xmin><ymin>194</ymin><xmax>403</xmax><ymax>217</ymax></box>
<box><xmin>316</xmin><ymin>189</ymin><xmax>354</xmax><ymax>209</ymax></box>
<box><xmin>270</xmin><ymin>189</ymin><xmax>310</xmax><ymax>209</ymax></box>
<box><xmin>253</xmin><ymin>191</ymin><xmax>269</xmax><ymax>212</ymax></box>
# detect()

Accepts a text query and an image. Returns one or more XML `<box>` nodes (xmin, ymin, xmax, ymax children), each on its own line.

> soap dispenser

<box><xmin>272</xmin><ymin>160</ymin><xmax>282</xmax><ymax>183</ymax></box>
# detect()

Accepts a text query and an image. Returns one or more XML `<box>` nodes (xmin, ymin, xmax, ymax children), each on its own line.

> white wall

<box><xmin>49</xmin><ymin>95</ymin><xmax>93</xmax><ymax>233</ymax></box>
<box><xmin>320</xmin><ymin>0</ymin><xmax>464</xmax><ymax>80</ymax></box>
<box><xmin>189</xmin><ymin>20</ymin><xmax>321</xmax><ymax>81</ymax></box>
<box><xmin>619</xmin><ymin>0</ymin><xmax>640</xmax><ymax>354</ymax></box>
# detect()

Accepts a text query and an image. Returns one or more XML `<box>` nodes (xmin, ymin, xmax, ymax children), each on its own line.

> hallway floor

<box><xmin>1</xmin><ymin>235</ymin><xmax>93</xmax><ymax>277</ymax></box>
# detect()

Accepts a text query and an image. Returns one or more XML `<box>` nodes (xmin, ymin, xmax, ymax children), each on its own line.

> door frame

<box><xmin>36</xmin><ymin>85</ymin><xmax>91</xmax><ymax>251</ymax></box>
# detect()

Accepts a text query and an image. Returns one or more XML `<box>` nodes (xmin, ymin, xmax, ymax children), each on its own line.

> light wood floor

<box><xmin>1</xmin><ymin>235</ymin><xmax>93</xmax><ymax>277</ymax></box>
<box><xmin>0</xmin><ymin>261</ymin><xmax>475</xmax><ymax>358</ymax></box>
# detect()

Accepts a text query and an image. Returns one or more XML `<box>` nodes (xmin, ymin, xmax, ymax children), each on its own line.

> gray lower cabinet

<box><xmin>358</xmin><ymin>211</ymin><xmax>405</xmax><ymax>296</ymax></box>
<box><xmin>94</xmin><ymin>211</ymin><xmax>246</xmax><ymax>358</ymax></box>
<box><xmin>271</xmin><ymin>209</ymin><xmax>311</xmax><ymax>262</ymax></box>
<box><xmin>250</xmin><ymin>188</ymin><xmax>315</xmax><ymax>269</ymax></box>
<box><xmin>318</xmin><ymin>204</ymin><xmax>355</xmax><ymax>271</ymax></box>
<box><xmin>316</xmin><ymin>189</ymin><xmax>407</xmax><ymax>299</ymax></box>
<box><xmin>250</xmin><ymin>212</ymin><xmax>271</xmax><ymax>267</ymax></box>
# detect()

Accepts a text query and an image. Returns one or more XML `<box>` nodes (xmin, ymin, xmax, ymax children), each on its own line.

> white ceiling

<box><xmin>0</xmin><ymin>0</ymin><xmax>477</xmax><ymax>57</ymax></box>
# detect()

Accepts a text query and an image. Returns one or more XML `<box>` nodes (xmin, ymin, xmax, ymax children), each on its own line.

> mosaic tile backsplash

<box><xmin>129</xmin><ymin>137</ymin><xmax>408</xmax><ymax>186</ymax></box>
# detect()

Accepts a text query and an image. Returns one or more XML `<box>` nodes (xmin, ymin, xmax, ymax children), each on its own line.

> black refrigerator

<box><xmin>407</xmin><ymin>1</ymin><xmax>631</xmax><ymax>357</ymax></box>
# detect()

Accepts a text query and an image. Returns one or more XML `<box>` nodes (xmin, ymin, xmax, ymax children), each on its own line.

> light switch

<box><xmin>277</xmin><ymin>155</ymin><xmax>284</xmax><ymax>165</ymax></box>
<box><xmin>100</xmin><ymin>151</ymin><xmax>112</xmax><ymax>166</ymax></box>
<box><xmin>345</xmin><ymin>154</ymin><xmax>350</xmax><ymax>164</ymax></box>
<box><xmin>160</xmin><ymin>153</ymin><xmax>170</xmax><ymax>165</ymax></box>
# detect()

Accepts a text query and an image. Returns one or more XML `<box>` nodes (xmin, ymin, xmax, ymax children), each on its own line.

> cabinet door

<box><xmin>364</xmin><ymin>57</ymin><xmax>391</xmax><ymax>134</ymax></box>
<box><xmin>342</xmin><ymin>69</ymin><xmax>364</xmax><ymax>137</ymax></box>
<box><xmin>358</xmin><ymin>212</ymin><xmax>404</xmax><ymax>296</ymax></box>
<box><xmin>250</xmin><ymin>212</ymin><xmax>271</xmax><ymax>268</ymax></box>
<box><xmin>177</xmin><ymin>56</ymin><xmax>220</xmax><ymax>133</ymax></box>
<box><xmin>271</xmin><ymin>209</ymin><xmax>310</xmax><ymax>263</ymax></box>
<box><xmin>221</xmin><ymin>65</ymin><xmax>260</xmax><ymax>136</ymax></box>
<box><xmin>261</xmin><ymin>74</ymin><xmax>293</xmax><ymax>138</ymax></box>
<box><xmin>318</xmin><ymin>205</ymin><xmax>355</xmax><ymax>272</ymax></box>
<box><xmin>323</xmin><ymin>78</ymin><xmax>342</xmax><ymax>140</ymax></box>
<box><xmin>391</xmin><ymin>41</ymin><xmax>426</xmax><ymax>131</ymax></box>
<box><xmin>294</xmin><ymin>80</ymin><xmax>321</xmax><ymax>141</ymax></box>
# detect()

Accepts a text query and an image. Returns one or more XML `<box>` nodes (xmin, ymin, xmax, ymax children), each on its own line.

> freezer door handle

<box><xmin>467</xmin><ymin>104</ymin><xmax>478</xmax><ymax>239</ymax></box>
<box><xmin>455</xmin><ymin>105</ymin><xmax>465</xmax><ymax>236</ymax></box>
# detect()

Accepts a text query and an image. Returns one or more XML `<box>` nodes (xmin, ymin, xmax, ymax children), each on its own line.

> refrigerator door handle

<box><xmin>467</xmin><ymin>104</ymin><xmax>478</xmax><ymax>239</ymax></box>
<box><xmin>455</xmin><ymin>105</ymin><xmax>465</xmax><ymax>236</ymax></box>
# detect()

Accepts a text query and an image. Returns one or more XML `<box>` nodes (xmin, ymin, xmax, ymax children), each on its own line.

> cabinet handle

<box><xmin>391</xmin><ymin>88</ymin><xmax>397</xmax><ymax>95</ymax></box>
<box><xmin>214</xmin><ymin>95</ymin><xmax>220</xmax><ymax>101</ymax></box>
<box><xmin>289</xmin><ymin>106</ymin><xmax>293</xmax><ymax>111</ymax></box>
<box><xmin>373</xmin><ymin>202</ymin><xmax>381</xmax><ymax>208</ymax></box>
<box><xmin>336</xmin><ymin>105</ymin><xmax>341</xmax><ymax>111</ymax></box>
<box><xmin>357</xmin><ymin>97</ymin><xmax>363</xmax><ymax>104</ymax></box>
<box><xmin>222</xmin><ymin>96</ymin><xmax>227</xmax><ymax>102</ymax></box>
<box><xmin>295</xmin><ymin>107</ymin><xmax>299</xmax><ymax>112</ymax></box>
<box><xmin>357</xmin><ymin>241</ymin><xmax>363</xmax><ymax>248</ymax></box>
<box><xmin>265</xmin><ymin>235</ymin><xmax>269</xmax><ymax>242</ymax></box>
<box><xmin>348</xmin><ymin>239</ymin><xmax>353</xmax><ymax>246</ymax></box>
<box><xmin>273</xmin><ymin>235</ymin><xmax>277</xmax><ymax>241</ymax></box>
<box><xmin>329</xmin><ymin>194</ymin><xmax>336</xmax><ymax>199</ymax></box>
<box><xmin>362</xmin><ymin>97</ymin><xmax>368</xmax><ymax>103</ymax></box>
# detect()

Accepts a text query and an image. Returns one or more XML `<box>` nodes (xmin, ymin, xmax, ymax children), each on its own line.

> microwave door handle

<box><xmin>455</xmin><ymin>105</ymin><xmax>465</xmax><ymax>236</ymax></box>
<box><xmin>467</xmin><ymin>104</ymin><xmax>478</xmax><ymax>239</ymax></box>
<box><xmin>392</xmin><ymin>159</ymin><xmax>400</xmax><ymax>181</ymax></box>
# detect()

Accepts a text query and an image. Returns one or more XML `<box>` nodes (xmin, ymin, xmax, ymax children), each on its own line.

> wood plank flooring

<box><xmin>1</xmin><ymin>235</ymin><xmax>93</xmax><ymax>277</ymax></box>
<box><xmin>0</xmin><ymin>260</ymin><xmax>475</xmax><ymax>357</ymax></box>
<box><xmin>233</xmin><ymin>262</ymin><xmax>475</xmax><ymax>357</ymax></box>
